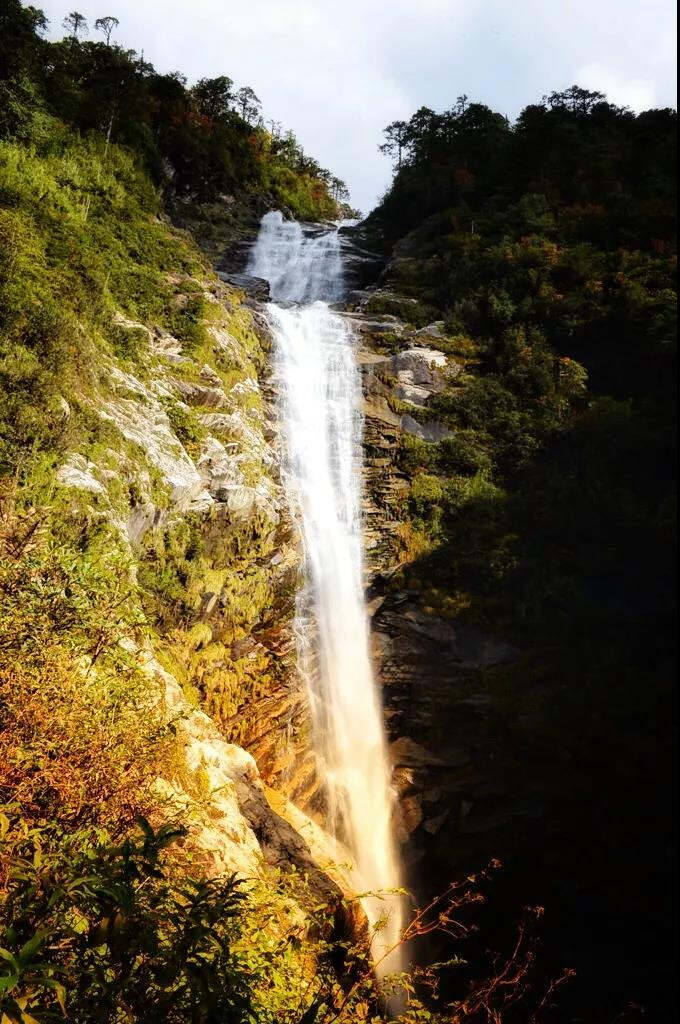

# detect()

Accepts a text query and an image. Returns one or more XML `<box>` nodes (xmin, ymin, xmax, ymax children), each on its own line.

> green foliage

<box><xmin>374</xmin><ymin>89</ymin><xmax>676</xmax><ymax>251</ymax></box>
<box><xmin>410</xmin><ymin>473</ymin><xmax>445</xmax><ymax>515</ymax></box>
<box><xmin>437</xmin><ymin>430</ymin><xmax>492</xmax><ymax>477</ymax></box>
<box><xmin>1</xmin><ymin>816</ymin><xmax>569</xmax><ymax>1024</ymax></box>
<box><xmin>162</xmin><ymin>399</ymin><xmax>206</xmax><ymax>451</ymax></box>
<box><xmin>107</xmin><ymin>322</ymin><xmax>150</xmax><ymax>363</ymax></box>
<box><xmin>0</xmin><ymin>130</ymin><xmax>206</xmax><ymax>471</ymax></box>
<box><xmin>0</xmin><ymin>817</ymin><xmax>257</xmax><ymax>1023</ymax></box>
<box><xmin>375</xmin><ymin>85</ymin><xmax>675</xmax><ymax>657</ymax></box>
<box><xmin>0</xmin><ymin>4</ymin><xmax>348</xmax><ymax>218</ymax></box>
<box><xmin>364</xmin><ymin>291</ymin><xmax>436</xmax><ymax>327</ymax></box>
<box><xmin>0</xmin><ymin>483</ymin><xmax>178</xmax><ymax>834</ymax></box>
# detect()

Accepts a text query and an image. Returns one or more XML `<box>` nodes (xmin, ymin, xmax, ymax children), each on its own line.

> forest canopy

<box><xmin>368</xmin><ymin>84</ymin><xmax>676</xmax><ymax>637</ymax></box>
<box><xmin>0</xmin><ymin>1</ymin><xmax>352</xmax><ymax>219</ymax></box>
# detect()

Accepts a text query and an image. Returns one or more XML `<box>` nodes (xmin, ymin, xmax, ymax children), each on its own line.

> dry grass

<box><xmin>0</xmin><ymin>479</ymin><xmax>178</xmax><ymax>873</ymax></box>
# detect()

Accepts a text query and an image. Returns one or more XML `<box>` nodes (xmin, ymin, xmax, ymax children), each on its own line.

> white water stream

<box><xmin>247</xmin><ymin>211</ymin><xmax>403</xmax><ymax>973</ymax></box>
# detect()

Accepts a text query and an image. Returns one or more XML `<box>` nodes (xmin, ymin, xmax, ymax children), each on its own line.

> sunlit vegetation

<box><xmin>0</xmin><ymin>481</ymin><xmax>177</xmax><ymax>839</ymax></box>
<box><xmin>0</xmin><ymin>0</ymin><xmax>675</xmax><ymax>1017</ymax></box>
<box><xmin>0</xmin><ymin>1</ymin><xmax>352</xmax><ymax>222</ymax></box>
<box><xmin>0</xmin><ymin>485</ymin><xmax>569</xmax><ymax>1023</ymax></box>
<box><xmin>1</xmin><ymin>793</ymin><xmax>571</xmax><ymax>1024</ymax></box>
<box><xmin>0</xmin><ymin>128</ymin><xmax>208</xmax><ymax>470</ymax></box>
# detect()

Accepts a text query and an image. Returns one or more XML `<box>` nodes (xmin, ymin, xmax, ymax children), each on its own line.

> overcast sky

<box><xmin>40</xmin><ymin>0</ymin><xmax>677</xmax><ymax>213</ymax></box>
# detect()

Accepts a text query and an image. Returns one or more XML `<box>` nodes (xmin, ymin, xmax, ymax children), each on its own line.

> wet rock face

<box><xmin>217</xmin><ymin>271</ymin><xmax>271</xmax><ymax>302</ymax></box>
<box><xmin>359</xmin><ymin>342</ymin><xmax>457</xmax><ymax>443</ymax></box>
<box><xmin>337</xmin><ymin>224</ymin><xmax>384</xmax><ymax>292</ymax></box>
<box><xmin>370</xmin><ymin>590</ymin><xmax>556</xmax><ymax>885</ymax></box>
<box><xmin>218</xmin><ymin>217</ymin><xmax>385</xmax><ymax>299</ymax></box>
<box><xmin>346</xmin><ymin>277</ymin><xmax>558</xmax><ymax>905</ymax></box>
<box><xmin>209</xmin><ymin>225</ymin><xmax>525</xmax><ymax>841</ymax></box>
<box><xmin>361</xmin><ymin>416</ymin><xmax>409</xmax><ymax>579</ymax></box>
<box><xmin>345</xmin><ymin>299</ymin><xmax>464</xmax><ymax>576</ymax></box>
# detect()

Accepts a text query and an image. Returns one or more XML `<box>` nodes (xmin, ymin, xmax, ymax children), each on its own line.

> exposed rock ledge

<box><xmin>134</xmin><ymin>642</ymin><xmax>351</xmax><ymax>905</ymax></box>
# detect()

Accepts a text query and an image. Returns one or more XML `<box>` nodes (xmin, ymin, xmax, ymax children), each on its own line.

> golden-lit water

<box><xmin>248</xmin><ymin>213</ymin><xmax>403</xmax><ymax>973</ymax></box>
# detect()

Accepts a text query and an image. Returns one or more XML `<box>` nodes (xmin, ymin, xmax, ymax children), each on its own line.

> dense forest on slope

<box><xmin>0</xmin><ymin>0</ymin><xmax>676</xmax><ymax>1018</ymax></box>
<box><xmin>359</xmin><ymin>87</ymin><xmax>676</xmax><ymax>1021</ymax></box>
<box><xmin>0</xmin><ymin>1</ymin><xmax>352</xmax><ymax>225</ymax></box>
<box><xmin>367</xmin><ymin>84</ymin><xmax>676</xmax><ymax>665</ymax></box>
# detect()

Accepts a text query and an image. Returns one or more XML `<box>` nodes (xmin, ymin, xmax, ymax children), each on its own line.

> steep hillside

<box><xmin>350</xmin><ymin>86</ymin><xmax>676</xmax><ymax>1021</ymax></box>
<box><xmin>0</xmin><ymin>30</ymin><xmax>364</xmax><ymax>1015</ymax></box>
<box><xmin>0</xmin><ymin>1</ymin><xmax>353</xmax><ymax>237</ymax></box>
<box><xmin>0</xmin><ymin>7</ymin><xmax>400</xmax><ymax>1022</ymax></box>
<box><xmin>1</xmin><ymin>2</ymin><xmax>676</xmax><ymax>1019</ymax></box>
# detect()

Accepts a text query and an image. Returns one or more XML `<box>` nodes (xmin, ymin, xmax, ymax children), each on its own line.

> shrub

<box><xmin>0</xmin><ymin>817</ymin><xmax>257</xmax><ymax>1023</ymax></box>
<box><xmin>438</xmin><ymin>431</ymin><xmax>492</xmax><ymax>477</ymax></box>
<box><xmin>162</xmin><ymin>399</ymin><xmax>207</xmax><ymax>451</ymax></box>
<box><xmin>0</xmin><ymin>819</ymin><xmax>571</xmax><ymax>1024</ymax></box>
<box><xmin>400</xmin><ymin>435</ymin><xmax>439</xmax><ymax>473</ymax></box>
<box><xmin>107</xmin><ymin>322</ymin><xmax>151</xmax><ymax>364</ymax></box>
<box><xmin>0</xmin><ymin>482</ymin><xmax>177</xmax><ymax>838</ymax></box>
<box><xmin>410</xmin><ymin>473</ymin><xmax>445</xmax><ymax>516</ymax></box>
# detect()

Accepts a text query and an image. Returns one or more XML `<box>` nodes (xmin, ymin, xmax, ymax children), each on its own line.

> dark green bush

<box><xmin>437</xmin><ymin>430</ymin><xmax>492</xmax><ymax>476</ymax></box>
<box><xmin>0</xmin><ymin>817</ymin><xmax>257</xmax><ymax>1023</ymax></box>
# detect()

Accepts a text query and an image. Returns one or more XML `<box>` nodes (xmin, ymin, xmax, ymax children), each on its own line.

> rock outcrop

<box><xmin>130</xmin><ymin>644</ymin><xmax>348</xmax><ymax>903</ymax></box>
<box><xmin>217</xmin><ymin>271</ymin><xmax>271</xmax><ymax>302</ymax></box>
<box><xmin>340</xmin><ymin>278</ymin><xmax>556</xmax><ymax>902</ymax></box>
<box><xmin>53</xmin><ymin>268</ymin><xmax>325</xmax><ymax>842</ymax></box>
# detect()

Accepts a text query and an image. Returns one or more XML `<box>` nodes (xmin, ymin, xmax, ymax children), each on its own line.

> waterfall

<box><xmin>246</xmin><ymin>210</ymin><xmax>345</xmax><ymax>304</ymax></box>
<box><xmin>247</xmin><ymin>211</ymin><xmax>403</xmax><ymax>974</ymax></box>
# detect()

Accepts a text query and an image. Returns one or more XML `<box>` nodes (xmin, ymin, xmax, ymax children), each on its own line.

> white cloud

<box><xmin>39</xmin><ymin>0</ymin><xmax>677</xmax><ymax>212</ymax></box>
<box><xmin>576</xmin><ymin>64</ymin><xmax>657</xmax><ymax>112</ymax></box>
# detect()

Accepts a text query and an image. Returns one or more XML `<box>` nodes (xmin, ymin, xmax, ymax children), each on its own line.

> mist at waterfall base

<box><xmin>247</xmin><ymin>211</ymin><xmax>404</xmax><ymax>975</ymax></box>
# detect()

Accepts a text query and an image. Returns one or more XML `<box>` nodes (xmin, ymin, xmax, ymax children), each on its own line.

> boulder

<box><xmin>132</xmin><ymin>645</ymin><xmax>346</xmax><ymax>904</ymax></box>
<box><xmin>171</xmin><ymin>377</ymin><xmax>228</xmax><ymax>409</ymax></box>
<box><xmin>391</xmin><ymin>347</ymin><xmax>448</xmax><ymax>386</ymax></box>
<box><xmin>415</xmin><ymin>321</ymin><xmax>447</xmax><ymax>340</ymax></box>
<box><xmin>56</xmin><ymin>454</ymin><xmax>107</xmax><ymax>495</ymax></box>
<box><xmin>217</xmin><ymin>271</ymin><xmax>270</xmax><ymax>302</ymax></box>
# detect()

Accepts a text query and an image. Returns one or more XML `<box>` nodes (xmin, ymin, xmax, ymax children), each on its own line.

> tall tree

<box><xmin>94</xmin><ymin>15</ymin><xmax>119</xmax><ymax>45</ymax></box>
<box><xmin>62</xmin><ymin>10</ymin><xmax>87</xmax><ymax>40</ymax></box>
<box><xmin>379</xmin><ymin>119</ymin><xmax>408</xmax><ymax>171</ymax></box>
<box><xmin>192</xmin><ymin>75</ymin><xmax>233</xmax><ymax>119</ymax></box>
<box><xmin>235</xmin><ymin>85</ymin><xmax>260</xmax><ymax>123</ymax></box>
<box><xmin>273</xmin><ymin>129</ymin><xmax>301</xmax><ymax>167</ymax></box>
<box><xmin>0</xmin><ymin>1</ymin><xmax>48</xmax><ymax>81</ymax></box>
<box><xmin>544</xmin><ymin>85</ymin><xmax>606</xmax><ymax>114</ymax></box>
<box><xmin>0</xmin><ymin>0</ymin><xmax>48</xmax><ymax>137</ymax></box>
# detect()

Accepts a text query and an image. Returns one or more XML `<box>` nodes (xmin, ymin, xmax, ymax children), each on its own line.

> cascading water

<box><xmin>246</xmin><ymin>210</ymin><xmax>345</xmax><ymax>304</ymax></box>
<box><xmin>247</xmin><ymin>211</ymin><xmax>403</xmax><ymax>974</ymax></box>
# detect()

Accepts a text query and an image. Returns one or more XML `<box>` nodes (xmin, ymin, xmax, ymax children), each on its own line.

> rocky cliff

<box><xmin>213</xmin><ymin>236</ymin><xmax>540</xmax><ymax>894</ymax></box>
<box><xmin>44</xmin><ymin>256</ymin><xmax>337</xmax><ymax>877</ymax></box>
<box><xmin>164</xmin><ymin>211</ymin><xmax>671</xmax><ymax>1024</ymax></box>
<box><xmin>0</xmin><ymin>131</ymin><xmax>357</xmax><ymax>996</ymax></box>
<box><xmin>327</xmin><ymin>209</ymin><xmax>675</xmax><ymax>1021</ymax></box>
<box><xmin>2</xmin><ymin>132</ymin><xmax>671</xmax><ymax>1015</ymax></box>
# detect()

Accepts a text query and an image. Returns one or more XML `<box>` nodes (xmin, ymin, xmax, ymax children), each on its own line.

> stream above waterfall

<box><xmin>246</xmin><ymin>210</ymin><xmax>403</xmax><ymax>972</ymax></box>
